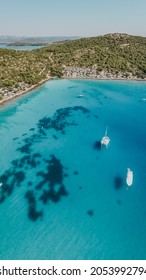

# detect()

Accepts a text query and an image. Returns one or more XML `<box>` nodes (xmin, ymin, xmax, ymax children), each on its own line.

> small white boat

<box><xmin>0</xmin><ymin>182</ymin><xmax>2</xmax><ymax>187</ymax></box>
<box><xmin>77</xmin><ymin>94</ymin><xmax>84</xmax><ymax>98</ymax></box>
<box><xmin>101</xmin><ymin>126</ymin><xmax>110</xmax><ymax>147</ymax></box>
<box><xmin>126</xmin><ymin>168</ymin><xmax>133</xmax><ymax>187</ymax></box>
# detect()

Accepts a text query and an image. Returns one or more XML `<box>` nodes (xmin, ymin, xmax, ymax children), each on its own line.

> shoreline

<box><xmin>0</xmin><ymin>76</ymin><xmax>53</xmax><ymax>106</ymax></box>
<box><xmin>64</xmin><ymin>76</ymin><xmax>146</xmax><ymax>82</ymax></box>
<box><xmin>0</xmin><ymin>75</ymin><xmax>146</xmax><ymax>106</ymax></box>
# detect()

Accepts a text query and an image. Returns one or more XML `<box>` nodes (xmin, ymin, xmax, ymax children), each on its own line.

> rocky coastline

<box><xmin>62</xmin><ymin>66</ymin><xmax>141</xmax><ymax>80</ymax></box>
<box><xmin>0</xmin><ymin>67</ymin><xmax>146</xmax><ymax>106</ymax></box>
<box><xmin>0</xmin><ymin>76</ymin><xmax>52</xmax><ymax>105</ymax></box>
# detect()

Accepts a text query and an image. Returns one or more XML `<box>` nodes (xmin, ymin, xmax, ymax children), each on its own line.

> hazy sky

<box><xmin>0</xmin><ymin>0</ymin><xmax>146</xmax><ymax>37</ymax></box>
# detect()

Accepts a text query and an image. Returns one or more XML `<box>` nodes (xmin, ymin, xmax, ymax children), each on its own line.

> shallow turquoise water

<box><xmin>0</xmin><ymin>79</ymin><xmax>146</xmax><ymax>260</ymax></box>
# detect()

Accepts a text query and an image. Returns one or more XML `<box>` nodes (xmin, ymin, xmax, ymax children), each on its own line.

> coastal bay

<box><xmin>0</xmin><ymin>79</ymin><xmax>146</xmax><ymax>259</ymax></box>
<box><xmin>1</xmin><ymin>33</ymin><xmax>146</xmax><ymax>106</ymax></box>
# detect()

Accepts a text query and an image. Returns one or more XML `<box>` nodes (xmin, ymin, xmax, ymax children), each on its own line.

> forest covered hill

<box><xmin>0</xmin><ymin>33</ymin><xmax>146</xmax><ymax>101</ymax></box>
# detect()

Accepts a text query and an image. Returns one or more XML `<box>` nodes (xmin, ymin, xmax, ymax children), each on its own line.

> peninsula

<box><xmin>0</xmin><ymin>33</ymin><xmax>146</xmax><ymax>104</ymax></box>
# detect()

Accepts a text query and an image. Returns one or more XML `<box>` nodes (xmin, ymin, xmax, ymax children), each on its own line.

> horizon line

<box><xmin>0</xmin><ymin>32</ymin><xmax>146</xmax><ymax>38</ymax></box>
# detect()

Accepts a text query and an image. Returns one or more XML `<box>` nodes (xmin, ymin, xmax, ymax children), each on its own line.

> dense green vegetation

<box><xmin>43</xmin><ymin>33</ymin><xmax>146</xmax><ymax>78</ymax></box>
<box><xmin>0</xmin><ymin>33</ymin><xmax>146</xmax><ymax>93</ymax></box>
<box><xmin>0</xmin><ymin>49</ymin><xmax>49</xmax><ymax>90</ymax></box>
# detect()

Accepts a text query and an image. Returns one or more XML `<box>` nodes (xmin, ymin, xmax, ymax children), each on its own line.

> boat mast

<box><xmin>105</xmin><ymin>126</ymin><xmax>108</xmax><ymax>136</ymax></box>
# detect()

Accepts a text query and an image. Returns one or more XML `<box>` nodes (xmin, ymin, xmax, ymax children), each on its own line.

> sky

<box><xmin>0</xmin><ymin>0</ymin><xmax>146</xmax><ymax>37</ymax></box>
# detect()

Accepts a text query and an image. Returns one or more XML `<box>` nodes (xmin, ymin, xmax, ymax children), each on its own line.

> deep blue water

<box><xmin>0</xmin><ymin>79</ymin><xmax>146</xmax><ymax>260</ymax></box>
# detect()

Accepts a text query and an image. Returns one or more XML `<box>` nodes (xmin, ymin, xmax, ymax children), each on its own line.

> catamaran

<box><xmin>101</xmin><ymin>126</ymin><xmax>110</xmax><ymax>147</ymax></box>
<box><xmin>126</xmin><ymin>168</ymin><xmax>133</xmax><ymax>187</ymax></box>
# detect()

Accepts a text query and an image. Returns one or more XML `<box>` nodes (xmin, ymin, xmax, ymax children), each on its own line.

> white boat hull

<box><xmin>101</xmin><ymin>136</ymin><xmax>110</xmax><ymax>146</ymax></box>
<box><xmin>126</xmin><ymin>168</ymin><xmax>133</xmax><ymax>187</ymax></box>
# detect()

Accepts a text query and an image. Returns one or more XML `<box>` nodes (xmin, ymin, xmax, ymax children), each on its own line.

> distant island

<box><xmin>7</xmin><ymin>42</ymin><xmax>49</xmax><ymax>46</ymax></box>
<box><xmin>0</xmin><ymin>33</ymin><xmax>146</xmax><ymax>104</ymax></box>
<box><xmin>0</xmin><ymin>35</ymin><xmax>80</xmax><ymax>45</ymax></box>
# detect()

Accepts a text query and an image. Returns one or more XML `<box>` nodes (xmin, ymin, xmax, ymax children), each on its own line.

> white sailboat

<box><xmin>101</xmin><ymin>126</ymin><xmax>110</xmax><ymax>147</ymax></box>
<box><xmin>126</xmin><ymin>168</ymin><xmax>133</xmax><ymax>187</ymax></box>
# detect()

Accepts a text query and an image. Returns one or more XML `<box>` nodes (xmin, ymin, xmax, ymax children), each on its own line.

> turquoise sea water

<box><xmin>0</xmin><ymin>79</ymin><xmax>146</xmax><ymax>260</ymax></box>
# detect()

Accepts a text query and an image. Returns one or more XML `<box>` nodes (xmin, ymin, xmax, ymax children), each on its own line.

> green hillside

<box><xmin>40</xmin><ymin>33</ymin><xmax>146</xmax><ymax>78</ymax></box>
<box><xmin>0</xmin><ymin>33</ymin><xmax>146</xmax><ymax>100</ymax></box>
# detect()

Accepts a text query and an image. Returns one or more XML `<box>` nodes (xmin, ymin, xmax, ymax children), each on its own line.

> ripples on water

<box><xmin>0</xmin><ymin>79</ymin><xmax>146</xmax><ymax>259</ymax></box>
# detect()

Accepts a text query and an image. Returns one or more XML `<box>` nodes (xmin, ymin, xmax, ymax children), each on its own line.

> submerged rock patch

<box><xmin>25</xmin><ymin>190</ymin><xmax>43</xmax><ymax>222</ymax></box>
<box><xmin>37</xmin><ymin>106</ymin><xmax>90</xmax><ymax>134</ymax></box>
<box><xmin>0</xmin><ymin>105</ymin><xmax>90</xmax><ymax>221</ymax></box>
<box><xmin>36</xmin><ymin>155</ymin><xmax>68</xmax><ymax>205</ymax></box>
